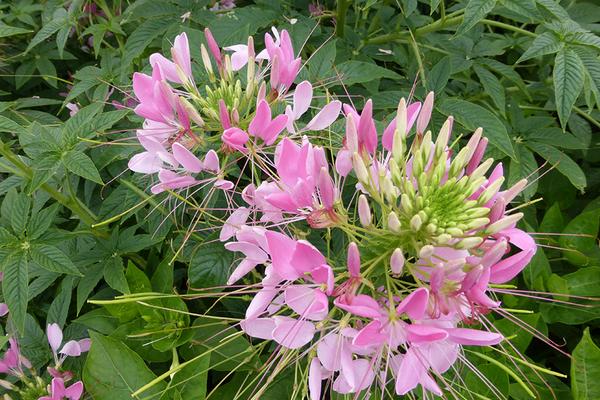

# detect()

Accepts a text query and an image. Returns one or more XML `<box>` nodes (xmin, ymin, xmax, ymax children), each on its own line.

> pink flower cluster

<box><xmin>124</xmin><ymin>27</ymin><xmax>537</xmax><ymax>398</ymax></box>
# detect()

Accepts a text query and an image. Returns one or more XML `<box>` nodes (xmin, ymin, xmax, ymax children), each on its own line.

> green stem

<box><xmin>0</xmin><ymin>140</ymin><xmax>102</xmax><ymax>232</ymax></box>
<box><xmin>480</xmin><ymin>18</ymin><xmax>537</xmax><ymax>38</ymax></box>
<box><xmin>336</xmin><ymin>0</ymin><xmax>351</xmax><ymax>38</ymax></box>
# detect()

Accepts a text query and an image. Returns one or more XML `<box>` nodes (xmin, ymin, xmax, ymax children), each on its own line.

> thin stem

<box><xmin>480</xmin><ymin>19</ymin><xmax>537</xmax><ymax>38</ymax></box>
<box><xmin>335</xmin><ymin>0</ymin><xmax>350</xmax><ymax>38</ymax></box>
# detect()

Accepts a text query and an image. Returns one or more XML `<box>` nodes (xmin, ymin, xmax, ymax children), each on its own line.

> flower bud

<box><xmin>180</xmin><ymin>98</ymin><xmax>205</xmax><ymax>127</ymax></box>
<box><xmin>200</xmin><ymin>44</ymin><xmax>215</xmax><ymax>80</ymax></box>
<box><xmin>419</xmin><ymin>245</ymin><xmax>435</xmax><ymax>258</ymax></box>
<box><xmin>352</xmin><ymin>153</ymin><xmax>370</xmax><ymax>184</ymax></box>
<box><xmin>396</xmin><ymin>98</ymin><xmax>408</xmax><ymax>139</ymax></box>
<box><xmin>410</xmin><ymin>214</ymin><xmax>422</xmax><ymax>231</ymax></box>
<box><xmin>485</xmin><ymin>212</ymin><xmax>524</xmax><ymax>234</ymax></box>
<box><xmin>347</xmin><ymin>242</ymin><xmax>361</xmax><ymax>277</ymax></box>
<box><xmin>503</xmin><ymin>179</ymin><xmax>527</xmax><ymax>204</ymax></box>
<box><xmin>388</xmin><ymin>212</ymin><xmax>401</xmax><ymax>232</ymax></box>
<box><xmin>390</xmin><ymin>248</ymin><xmax>405</xmax><ymax>274</ymax></box>
<box><xmin>417</xmin><ymin>91</ymin><xmax>434</xmax><ymax>134</ymax></box>
<box><xmin>478</xmin><ymin>177</ymin><xmax>505</xmax><ymax>205</ymax></box>
<box><xmin>456</xmin><ymin>237</ymin><xmax>483</xmax><ymax>250</ymax></box>
<box><xmin>358</xmin><ymin>195</ymin><xmax>372</xmax><ymax>227</ymax></box>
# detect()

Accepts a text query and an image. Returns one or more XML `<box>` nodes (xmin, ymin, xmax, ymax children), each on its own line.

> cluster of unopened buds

<box><xmin>127</xmin><ymin>28</ymin><xmax>536</xmax><ymax>398</ymax></box>
<box><xmin>0</xmin><ymin>324</ymin><xmax>88</xmax><ymax>400</ymax></box>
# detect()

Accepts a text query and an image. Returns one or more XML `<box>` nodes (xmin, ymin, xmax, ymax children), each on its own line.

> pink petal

<box><xmin>65</xmin><ymin>380</ymin><xmax>84</xmax><ymax>400</ymax></box>
<box><xmin>353</xmin><ymin>320</ymin><xmax>386</xmax><ymax>347</ymax></box>
<box><xmin>173</xmin><ymin>32</ymin><xmax>191</xmax><ymax>77</ymax></box>
<box><xmin>128</xmin><ymin>152</ymin><xmax>162</xmax><ymax>174</ymax></box>
<box><xmin>284</xmin><ymin>286</ymin><xmax>328</xmax><ymax>320</ymax></box>
<box><xmin>225</xmin><ymin>242</ymin><xmax>268</xmax><ymax>263</ymax></box>
<box><xmin>334</xmin><ymin>294</ymin><xmax>382</xmax><ymax>318</ymax></box>
<box><xmin>263</xmin><ymin>114</ymin><xmax>288</xmax><ymax>145</ymax></box>
<box><xmin>0</xmin><ymin>303</ymin><xmax>8</xmax><ymax>317</ymax></box>
<box><xmin>309</xmin><ymin>358</ymin><xmax>323</xmax><ymax>400</ymax></box>
<box><xmin>78</xmin><ymin>338</ymin><xmax>91</xmax><ymax>353</ymax></box>
<box><xmin>406</xmin><ymin>324</ymin><xmax>448</xmax><ymax>344</ymax></box>
<box><xmin>172</xmin><ymin>143</ymin><xmax>203</xmax><ymax>173</ymax></box>
<box><xmin>446</xmin><ymin>328</ymin><xmax>503</xmax><ymax>346</ymax></box>
<box><xmin>290</xmin><ymin>240</ymin><xmax>326</xmax><ymax>275</ymax></box>
<box><xmin>357</xmin><ymin>100</ymin><xmax>377</xmax><ymax>153</ymax></box>
<box><xmin>51</xmin><ymin>378</ymin><xmax>67</xmax><ymax>397</ymax></box>
<box><xmin>335</xmin><ymin>149</ymin><xmax>353</xmax><ymax>177</ymax></box>
<box><xmin>241</xmin><ymin>317</ymin><xmax>275</xmax><ymax>340</ymax></box>
<box><xmin>293</xmin><ymin>81</ymin><xmax>313</xmax><ymax>118</ymax></box>
<box><xmin>227</xmin><ymin>259</ymin><xmax>258</xmax><ymax>285</ymax></box>
<box><xmin>47</xmin><ymin>323</ymin><xmax>63</xmax><ymax>353</ymax></box>
<box><xmin>265</xmin><ymin>231</ymin><xmax>300</xmax><ymax>280</ymax></box>
<box><xmin>347</xmin><ymin>242</ymin><xmax>361</xmax><ymax>277</ymax></box>
<box><xmin>311</xmin><ymin>264</ymin><xmax>334</xmax><ymax>295</ymax></box>
<box><xmin>317</xmin><ymin>167</ymin><xmax>335</xmax><ymax>209</ymax></box>
<box><xmin>304</xmin><ymin>101</ymin><xmax>342</xmax><ymax>131</ymax></box>
<box><xmin>220</xmin><ymin>207</ymin><xmax>250</xmax><ymax>242</ymax></box>
<box><xmin>489</xmin><ymin>249</ymin><xmax>535</xmax><ymax>283</ymax></box>
<box><xmin>149</xmin><ymin>53</ymin><xmax>180</xmax><ymax>83</ymax></box>
<box><xmin>272</xmin><ymin>316</ymin><xmax>315</xmax><ymax>349</ymax></box>
<box><xmin>203</xmin><ymin>150</ymin><xmax>220</xmax><ymax>173</ymax></box>
<box><xmin>132</xmin><ymin>72</ymin><xmax>154</xmax><ymax>103</ymax></box>
<box><xmin>396</xmin><ymin>287</ymin><xmax>429</xmax><ymax>320</ymax></box>
<box><xmin>249</xmin><ymin>100</ymin><xmax>271</xmax><ymax>138</ymax></box>
<box><xmin>416</xmin><ymin>92</ymin><xmax>434</xmax><ymax>134</ymax></box>
<box><xmin>60</xmin><ymin>340</ymin><xmax>82</xmax><ymax>357</ymax></box>
<box><xmin>395</xmin><ymin>351</ymin><xmax>419</xmax><ymax>395</ymax></box>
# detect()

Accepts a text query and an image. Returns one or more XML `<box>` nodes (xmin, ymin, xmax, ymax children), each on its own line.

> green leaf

<box><xmin>0</xmin><ymin>116</ymin><xmax>25</xmax><ymax>133</ymax></box>
<box><xmin>517</xmin><ymin>32</ymin><xmax>563</xmax><ymax>63</ymax></box>
<box><xmin>30</xmin><ymin>245</ymin><xmax>82</xmax><ymax>276</ymax></box>
<box><xmin>456</xmin><ymin>0</ymin><xmax>498</xmax><ymax>36</ymax></box>
<box><xmin>76</xmin><ymin>264</ymin><xmax>104</xmax><ymax>313</ymax></box>
<box><xmin>29</xmin><ymin>155</ymin><xmax>61</xmax><ymax>194</ymax></box>
<box><xmin>83</xmin><ymin>332</ymin><xmax>167</xmax><ymax>399</ymax></box>
<box><xmin>182</xmin><ymin>317</ymin><xmax>257</xmax><ymax>371</ymax></box>
<box><xmin>2</xmin><ymin>253</ymin><xmax>29</xmax><ymax>334</ymax></box>
<box><xmin>571</xmin><ymin>32</ymin><xmax>600</xmax><ymax>52</ymax></box>
<box><xmin>28</xmin><ymin>203</ymin><xmax>59</xmax><ymax>240</ymax></box>
<box><xmin>334</xmin><ymin>61</ymin><xmax>402</xmax><ymax>85</ymax></box>
<box><xmin>26</xmin><ymin>10</ymin><xmax>68</xmax><ymax>53</ymax></box>
<box><xmin>572</xmin><ymin>328</ymin><xmax>600</xmax><ymax>400</ymax></box>
<box><xmin>536</xmin><ymin>0</ymin><xmax>570</xmax><ymax>20</ymax></box>
<box><xmin>161</xmin><ymin>353</ymin><xmax>209</xmax><ymax>400</ymax></box>
<box><xmin>307</xmin><ymin>39</ymin><xmax>337</xmax><ymax>80</ymax></box>
<box><xmin>439</xmin><ymin>98</ymin><xmax>515</xmax><ymax>159</ymax></box>
<box><xmin>122</xmin><ymin>18</ymin><xmax>173</xmax><ymax>68</ymax></box>
<box><xmin>527</xmin><ymin>142</ymin><xmax>586</xmax><ymax>191</ymax></box>
<box><xmin>0</xmin><ymin>24</ymin><xmax>33</xmax><ymax>38</ymax></box>
<box><xmin>46</xmin><ymin>277</ymin><xmax>73</xmax><ymax>327</ymax></box>
<box><xmin>5</xmin><ymin>189</ymin><xmax>31</xmax><ymax>236</ymax></box>
<box><xmin>188</xmin><ymin>241</ymin><xmax>234</xmax><ymax>289</ymax></box>
<box><xmin>427</xmin><ymin>56</ymin><xmax>452</xmax><ymax>93</ymax></box>
<box><xmin>62</xmin><ymin>151</ymin><xmax>103</xmax><ymax>184</ymax></box>
<box><xmin>103</xmin><ymin>257</ymin><xmax>129</xmax><ymax>294</ymax></box>
<box><xmin>473</xmin><ymin>64</ymin><xmax>506</xmax><ymax>113</ymax></box>
<box><xmin>559</xmin><ymin>210</ymin><xmax>600</xmax><ymax>266</ymax></box>
<box><xmin>553</xmin><ymin>48</ymin><xmax>584</xmax><ymax>128</ymax></box>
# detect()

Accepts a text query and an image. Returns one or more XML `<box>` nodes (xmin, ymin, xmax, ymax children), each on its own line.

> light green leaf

<box><xmin>30</xmin><ymin>245</ymin><xmax>82</xmax><ymax>276</ymax></box>
<box><xmin>572</xmin><ymin>328</ymin><xmax>600</xmax><ymax>400</ymax></box>
<box><xmin>0</xmin><ymin>25</ymin><xmax>33</xmax><ymax>38</ymax></box>
<box><xmin>439</xmin><ymin>98</ymin><xmax>515</xmax><ymax>159</ymax></box>
<box><xmin>553</xmin><ymin>48</ymin><xmax>584</xmax><ymax>128</ymax></box>
<box><xmin>517</xmin><ymin>31</ymin><xmax>563</xmax><ymax>63</ymax></box>
<box><xmin>62</xmin><ymin>151</ymin><xmax>103</xmax><ymax>184</ymax></box>
<box><xmin>2</xmin><ymin>253</ymin><xmax>29</xmax><ymax>334</ymax></box>
<box><xmin>161</xmin><ymin>353</ymin><xmax>209</xmax><ymax>400</ymax></box>
<box><xmin>456</xmin><ymin>0</ymin><xmax>498</xmax><ymax>36</ymax></box>
<box><xmin>0</xmin><ymin>116</ymin><xmax>25</xmax><ymax>134</ymax></box>
<box><xmin>4</xmin><ymin>189</ymin><xmax>31</xmax><ymax>236</ymax></box>
<box><xmin>83</xmin><ymin>332</ymin><xmax>167</xmax><ymax>399</ymax></box>
<box><xmin>527</xmin><ymin>141</ymin><xmax>586</xmax><ymax>191</ymax></box>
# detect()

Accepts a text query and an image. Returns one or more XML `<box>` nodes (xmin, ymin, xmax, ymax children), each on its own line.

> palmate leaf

<box><xmin>455</xmin><ymin>0</ymin><xmax>498</xmax><ymax>36</ymax></box>
<box><xmin>572</xmin><ymin>328</ymin><xmax>600</xmax><ymax>400</ymax></box>
<box><xmin>553</xmin><ymin>48</ymin><xmax>584</xmax><ymax>128</ymax></box>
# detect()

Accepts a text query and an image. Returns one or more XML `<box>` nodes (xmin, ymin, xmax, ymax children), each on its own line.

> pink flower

<box><xmin>0</xmin><ymin>338</ymin><xmax>31</xmax><ymax>376</ymax></box>
<box><xmin>149</xmin><ymin>32</ymin><xmax>192</xmax><ymax>84</ymax></box>
<box><xmin>265</xmin><ymin>29</ymin><xmax>301</xmax><ymax>94</ymax></box>
<box><xmin>39</xmin><ymin>378</ymin><xmax>83</xmax><ymax>400</ymax></box>
<box><xmin>47</xmin><ymin>324</ymin><xmax>90</xmax><ymax>367</ymax></box>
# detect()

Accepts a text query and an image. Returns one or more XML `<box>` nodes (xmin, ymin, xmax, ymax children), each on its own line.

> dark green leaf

<box><xmin>83</xmin><ymin>332</ymin><xmax>167</xmax><ymax>399</ymax></box>
<box><xmin>30</xmin><ymin>245</ymin><xmax>82</xmax><ymax>276</ymax></box>
<box><xmin>188</xmin><ymin>241</ymin><xmax>233</xmax><ymax>288</ymax></box>
<box><xmin>456</xmin><ymin>0</ymin><xmax>498</xmax><ymax>36</ymax></box>
<box><xmin>553</xmin><ymin>48</ymin><xmax>584</xmax><ymax>128</ymax></box>
<box><xmin>527</xmin><ymin>142</ymin><xmax>586</xmax><ymax>191</ymax></box>
<box><xmin>571</xmin><ymin>328</ymin><xmax>600</xmax><ymax>400</ymax></box>
<box><xmin>517</xmin><ymin>32</ymin><xmax>563</xmax><ymax>63</ymax></box>
<box><xmin>62</xmin><ymin>151</ymin><xmax>103</xmax><ymax>184</ymax></box>
<box><xmin>2</xmin><ymin>253</ymin><xmax>29</xmax><ymax>334</ymax></box>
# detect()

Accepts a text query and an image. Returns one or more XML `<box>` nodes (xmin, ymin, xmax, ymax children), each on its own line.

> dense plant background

<box><xmin>0</xmin><ymin>0</ymin><xmax>599</xmax><ymax>398</ymax></box>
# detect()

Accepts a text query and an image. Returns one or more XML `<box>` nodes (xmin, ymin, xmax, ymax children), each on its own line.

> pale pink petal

<box><xmin>265</xmin><ymin>231</ymin><xmax>299</xmax><ymax>280</ymax></box>
<box><xmin>416</xmin><ymin>92</ymin><xmax>434</xmax><ymax>134</ymax></box>
<box><xmin>309</xmin><ymin>358</ymin><xmax>323</xmax><ymax>400</ymax></box>
<box><xmin>284</xmin><ymin>286</ymin><xmax>328</xmax><ymax>320</ymax></box>
<box><xmin>304</xmin><ymin>101</ymin><xmax>342</xmax><ymax>131</ymax></box>
<box><xmin>225</xmin><ymin>242</ymin><xmax>268</xmax><ymax>263</ymax></box>
<box><xmin>64</xmin><ymin>380</ymin><xmax>84</xmax><ymax>400</ymax></box>
<box><xmin>353</xmin><ymin>320</ymin><xmax>386</xmax><ymax>347</ymax></box>
<box><xmin>47</xmin><ymin>323</ymin><xmax>63</xmax><ymax>353</ymax></box>
<box><xmin>173</xmin><ymin>32</ymin><xmax>191</xmax><ymax>77</ymax></box>
<box><xmin>446</xmin><ymin>328</ymin><xmax>503</xmax><ymax>346</ymax></box>
<box><xmin>334</xmin><ymin>295</ymin><xmax>382</xmax><ymax>318</ymax></box>
<box><xmin>272</xmin><ymin>316</ymin><xmax>315</xmax><ymax>349</ymax></box>
<box><xmin>335</xmin><ymin>149</ymin><xmax>353</xmax><ymax>176</ymax></box>
<box><xmin>172</xmin><ymin>143</ymin><xmax>203</xmax><ymax>173</ymax></box>
<box><xmin>203</xmin><ymin>150</ymin><xmax>220</xmax><ymax>173</ymax></box>
<box><xmin>290</xmin><ymin>240</ymin><xmax>326</xmax><ymax>275</ymax></box>
<box><xmin>220</xmin><ymin>207</ymin><xmax>250</xmax><ymax>242</ymax></box>
<box><xmin>149</xmin><ymin>53</ymin><xmax>180</xmax><ymax>83</ymax></box>
<box><xmin>59</xmin><ymin>340</ymin><xmax>82</xmax><ymax>357</ymax></box>
<box><xmin>241</xmin><ymin>318</ymin><xmax>275</xmax><ymax>340</ymax></box>
<box><xmin>293</xmin><ymin>81</ymin><xmax>313</xmax><ymax>118</ymax></box>
<box><xmin>406</xmin><ymin>324</ymin><xmax>448</xmax><ymax>344</ymax></box>
<box><xmin>227</xmin><ymin>259</ymin><xmax>258</xmax><ymax>285</ymax></box>
<box><xmin>78</xmin><ymin>339</ymin><xmax>91</xmax><ymax>353</ymax></box>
